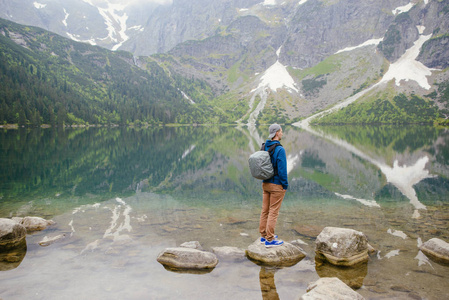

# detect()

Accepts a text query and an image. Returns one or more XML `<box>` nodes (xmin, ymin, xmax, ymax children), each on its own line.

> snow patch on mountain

<box><xmin>298</xmin><ymin>0</ymin><xmax>308</xmax><ymax>5</ymax></box>
<box><xmin>392</xmin><ymin>2</ymin><xmax>414</xmax><ymax>15</ymax></box>
<box><xmin>263</xmin><ymin>0</ymin><xmax>277</xmax><ymax>6</ymax></box>
<box><xmin>252</xmin><ymin>47</ymin><xmax>298</xmax><ymax>93</ymax></box>
<box><xmin>298</xmin><ymin>27</ymin><xmax>438</xmax><ymax>130</ymax></box>
<box><xmin>335</xmin><ymin>38</ymin><xmax>383</xmax><ymax>54</ymax></box>
<box><xmin>99</xmin><ymin>4</ymin><xmax>128</xmax><ymax>50</ymax></box>
<box><xmin>81</xmin><ymin>0</ymin><xmax>130</xmax><ymax>50</ymax></box>
<box><xmin>254</xmin><ymin>61</ymin><xmax>298</xmax><ymax>92</ymax></box>
<box><xmin>66</xmin><ymin>32</ymin><xmax>97</xmax><ymax>45</ymax></box>
<box><xmin>246</xmin><ymin>46</ymin><xmax>298</xmax><ymax>129</ymax></box>
<box><xmin>33</xmin><ymin>2</ymin><xmax>46</xmax><ymax>9</ymax></box>
<box><xmin>129</xmin><ymin>25</ymin><xmax>144</xmax><ymax>32</ymax></box>
<box><xmin>380</xmin><ymin>32</ymin><xmax>436</xmax><ymax>90</ymax></box>
<box><xmin>417</xmin><ymin>25</ymin><xmax>425</xmax><ymax>34</ymax></box>
<box><xmin>129</xmin><ymin>0</ymin><xmax>172</xmax><ymax>4</ymax></box>
<box><xmin>62</xmin><ymin>9</ymin><xmax>69</xmax><ymax>27</ymax></box>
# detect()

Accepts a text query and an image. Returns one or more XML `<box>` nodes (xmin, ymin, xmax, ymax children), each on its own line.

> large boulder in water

<box><xmin>157</xmin><ymin>247</ymin><xmax>219</xmax><ymax>271</ymax></box>
<box><xmin>0</xmin><ymin>218</ymin><xmax>27</xmax><ymax>250</ymax></box>
<box><xmin>301</xmin><ymin>277</ymin><xmax>365</xmax><ymax>300</ymax></box>
<box><xmin>420</xmin><ymin>238</ymin><xmax>449</xmax><ymax>264</ymax></box>
<box><xmin>13</xmin><ymin>216</ymin><xmax>55</xmax><ymax>232</ymax></box>
<box><xmin>315</xmin><ymin>227</ymin><xmax>370</xmax><ymax>266</ymax></box>
<box><xmin>246</xmin><ymin>239</ymin><xmax>306</xmax><ymax>267</ymax></box>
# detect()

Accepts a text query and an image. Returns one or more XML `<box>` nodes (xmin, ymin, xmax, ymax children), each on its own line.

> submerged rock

<box><xmin>315</xmin><ymin>227</ymin><xmax>369</xmax><ymax>266</ymax></box>
<box><xmin>218</xmin><ymin>217</ymin><xmax>247</xmax><ymax>225</ymax></box>
<box><xmin>246</xmin><ymin>239</ymin><xmax>306</xmax><ymax>267</ymax></box>
<box><xmin>13</xmin><ymin>216</ymin><xmax>55</xmax><ymax>232</ymax></box>
<box><xmin>180</xmin><ymin>241</ymin><xmax>203</xmax><ymax>250</ymax></box>
<box><xmin>38</xmin><ymin>234</ymin><xmax>67</xmax><ymax>247</ymax></box>
<box><xmin>212</xmin><ymin>246</ymin><xmax>246</xmax><ymax>261</ymax></box>
<box><xmin>293</xmin><ymin>224</ymin><xmax>324</xmax><ymax>238</ymax></box>
<box><xmin>157</xmin><ymin>247</ymin><xmax>218</xmax><ymax>271</ymax></box>
<box><xmin>301</xmin><ymin>277</ymin><xmax>365</xmax><ymax>300</ymax></box>
<box><xmin>420</xmin><ymin>238</ymin><xmax>449</xmax><ymax>264</ymax></box>
<box><xmin>0</xmin><ymin>218</ymin><xmax>27</xmax><ymax>250</ymax></box>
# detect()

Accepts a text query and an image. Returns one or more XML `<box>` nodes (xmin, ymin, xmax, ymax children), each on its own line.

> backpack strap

<box><xmin>261</xmin><ymin>142</ymin><xmax>282</xmax><ymax>153</ymax></box>
<box><xmin>267</xmin><ymin>143</ymin><xmax>281</xmax><ymax>155</ymax></box>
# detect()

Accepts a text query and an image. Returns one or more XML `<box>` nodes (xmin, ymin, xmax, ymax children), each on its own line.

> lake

<box><xmin>0</xmin><ymin>125</ymin><xmax>448</xmax><ymax>299</ymax></box>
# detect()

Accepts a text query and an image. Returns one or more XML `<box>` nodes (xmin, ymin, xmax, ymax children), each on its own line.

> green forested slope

<box><xmin>0</xmin><ymin>18</ymin><xmax>220</xmax><ymax>126</ymax></box>
<box><xmin>312</xmin><ymin>93</ymin><xmax>441</xmax><ymax>125</ymax></box>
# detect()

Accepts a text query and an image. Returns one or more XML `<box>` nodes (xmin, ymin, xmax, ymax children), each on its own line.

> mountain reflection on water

<box><xmin>300</xmin><ymin>124</ymin><xmax>441</xmax><ymax>217</ymax></box>
<box><xmin>0</xmin><ymin>125</ymin><xmax>448</xmax><ymax>299</ymax></box>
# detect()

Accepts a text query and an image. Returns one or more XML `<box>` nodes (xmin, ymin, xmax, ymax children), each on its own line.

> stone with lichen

<box><xmin>315</xmin><ymin>227</ymin><xmax>370</xmax><ymax>266</ymax></box>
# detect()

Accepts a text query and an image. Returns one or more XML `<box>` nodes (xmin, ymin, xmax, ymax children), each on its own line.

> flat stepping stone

<box><xmin>157</xmin><ymin>247</ymin><xmax>218</xmax><ymax>272</ymax></box>
<box><xmin>246</xmin><ymin>239</ymin><xmax>306</xmax><ymax>266</ymax></box>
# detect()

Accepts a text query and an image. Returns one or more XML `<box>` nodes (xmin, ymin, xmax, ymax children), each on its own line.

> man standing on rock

<box><xmin>259</xmin><ymin>124</ymin><xmax>288</xmax><ymax>248</ymax></box>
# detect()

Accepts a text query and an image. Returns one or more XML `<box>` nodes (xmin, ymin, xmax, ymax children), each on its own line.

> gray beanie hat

<box><xmin>268</xmin><ymin>124</ymin><xmax>281</xmax><ymax>139</ymax></box>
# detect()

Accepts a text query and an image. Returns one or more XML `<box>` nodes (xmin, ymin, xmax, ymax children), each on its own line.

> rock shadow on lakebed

<box><xmin>160</xmin><ymin>264</ymin><xmax>215</xmax><ymax>275</ymax></box>
<box><xmin>0</xmin><ymin>239</ymin><xmax>27</xmax><ymax>271</ymax></box>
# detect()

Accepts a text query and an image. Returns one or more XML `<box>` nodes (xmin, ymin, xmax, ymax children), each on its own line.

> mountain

<box><xmin>0</xmin><ymin>0</ymin><xmax>448</xmax><ymax>126</ymax></box>
<box><xmin>0</xmin><ymin>18</ymin><xmax>222</xmax><ymax>126</ymax></box>
<box><xmin>151</xmin><ymin>0</ymin><xmax>449</xmax><ymax>124</ymax></box>
<box><xmin>0</xmin><ymin>0</ymin><xmax>163</xmax><ymax>52</ymax></box>
<box><xmin>0</xmin><ymin>0</ymin><xmax>266</xmax><ymax>56</ymax></box>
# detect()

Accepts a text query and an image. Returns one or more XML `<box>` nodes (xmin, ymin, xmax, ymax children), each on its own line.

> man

<box><xmin>259</xmin><ymin>124</ymin><xmax>288</xmax><ymax>248</ymax></box>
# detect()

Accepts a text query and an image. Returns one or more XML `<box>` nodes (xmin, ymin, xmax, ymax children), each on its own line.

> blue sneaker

<box><xmin>260</xmin><ymin>235</ymin><xmax>278</xmax><ymax>243</ymax></box>
<box><xmin>265</xmin><ymin>239</ymin><xmax>284</xmax><ymax>248</ymax></box>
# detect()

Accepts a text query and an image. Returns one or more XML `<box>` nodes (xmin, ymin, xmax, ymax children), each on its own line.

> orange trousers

<box><xmin>259</xmin><ymin>183</ymin><xmax>286</xmax><ymax>242</ymax></box>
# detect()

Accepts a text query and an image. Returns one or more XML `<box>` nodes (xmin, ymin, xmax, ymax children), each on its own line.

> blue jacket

<box><xmin>263</xmin><ymin>140</ymin><xmax>288</xmax><ymax>190</ymax></box>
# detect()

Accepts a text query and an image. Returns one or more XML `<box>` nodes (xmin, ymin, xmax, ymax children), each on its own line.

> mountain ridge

<box><xmin>0</xmin><ymin>18</ymin><xmax>224</xmax><ymax>126</ymax></box>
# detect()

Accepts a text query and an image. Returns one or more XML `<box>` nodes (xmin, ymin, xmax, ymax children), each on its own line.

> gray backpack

<box><xmin>248</xmin><ymin>143</ymin><xmax>281</xmax><ymax>180</ymax></box>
